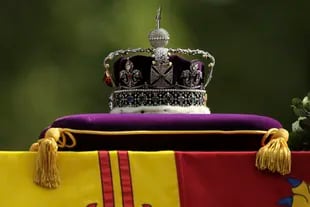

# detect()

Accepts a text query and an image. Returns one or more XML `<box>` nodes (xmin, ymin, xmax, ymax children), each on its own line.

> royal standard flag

<box><xmin>0</xmin><ymin>150</ymin><xmax>310</xmax><ymax>207</ymax></box>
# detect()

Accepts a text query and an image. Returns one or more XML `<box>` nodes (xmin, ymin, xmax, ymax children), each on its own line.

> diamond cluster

<box><xmin>110</xmin><ymin>89</ymin><xmax>205</xmax><ymax>109</ymax></box>
<box><xmin>103</xmin><ymin>8</ymin><xmax>215</xmax><ymax>112</ymax></box>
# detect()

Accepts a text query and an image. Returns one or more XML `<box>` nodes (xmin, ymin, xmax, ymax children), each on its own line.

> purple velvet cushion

<box><xmin>51</xmin><ymin>113</ymin><xmax>281</xmax><ymax>130</ymax></box>
<box><xmin>41</xmin><ymin>113</ymin><xmax>282</xmax><ymax>151</ymax></box>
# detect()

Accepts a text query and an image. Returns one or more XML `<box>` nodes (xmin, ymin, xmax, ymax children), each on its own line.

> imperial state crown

<box><xmin>103</xmin><ymin>8</ymin><xmax>215</xmax><ymax>114</ymax></box>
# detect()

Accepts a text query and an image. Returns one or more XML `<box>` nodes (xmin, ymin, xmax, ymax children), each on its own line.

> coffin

<box><xmin>0</xmin><ymin>113</ymin><xmax>307</xmax><ymax>207</ymax></box>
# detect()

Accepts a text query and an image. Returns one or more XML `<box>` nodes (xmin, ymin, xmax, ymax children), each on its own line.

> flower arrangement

<box><xmin>289</xmin><ymin>92</ymin><xmax>310</xmax><ymax>150</ymax></box>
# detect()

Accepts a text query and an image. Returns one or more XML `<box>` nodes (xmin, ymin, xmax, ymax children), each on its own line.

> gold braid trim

<box><xmin>29</xmin><ymin>127</ymin><xmax>290</xmax><ymax>189</ymax></box>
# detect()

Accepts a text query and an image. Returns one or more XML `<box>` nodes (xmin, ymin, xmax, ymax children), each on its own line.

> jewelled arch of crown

<box><xmin>103</xmin><ymin>8</ymin><xmax>216</xmax><ymax>114</ymax></box>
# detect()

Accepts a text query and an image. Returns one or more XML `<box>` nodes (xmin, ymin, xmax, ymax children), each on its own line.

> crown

<box><xmin>103</xmin><ymin>8</ymin><xmax>215</xmax><ymax>114</ymax></box>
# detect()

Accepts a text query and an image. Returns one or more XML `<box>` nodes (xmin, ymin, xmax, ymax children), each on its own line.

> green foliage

<box><xmin>288</xmin><ymin>130</ymin><xmax>310</xmax><ymax>151</ymax></box>
<box><xmin>1</xmin><ymin>1</ymin><xmax>310</xmax><ymax>150</ymax></box>
<box><xmin>289</xmin><ymin>92</ymin><xmax>310</xmax><ymax>150</ymax></box>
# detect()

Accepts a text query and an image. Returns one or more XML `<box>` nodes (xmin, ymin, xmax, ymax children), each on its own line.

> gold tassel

<box><xmin>255</xmin><ymin>128</ymin><xmax>291</xmax><ymax>175</ymax></box>
<box><xmin>31</xmin><ymin>128</ymin><xmax>61</xmax><ymax>189</ymax></box>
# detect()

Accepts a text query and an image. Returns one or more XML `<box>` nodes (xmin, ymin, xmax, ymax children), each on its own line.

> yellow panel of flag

<box><xmin>129</xmin><ymin>151</ymin><xmax>180</xmax><ymax>207</ymax></box>
<box><xmin>0</xmin><ymin>151</ymin><xmax>102</xmax><ymax>207</ymax></box>
<box><xmin>0</xmin><ymin>151</ymin><xmax>180</xmax><ymax>207</ymax></box>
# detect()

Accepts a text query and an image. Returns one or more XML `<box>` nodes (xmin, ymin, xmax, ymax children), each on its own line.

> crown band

<box><xmin>110</xmin><ymin>89</ymin><xmax>206</xmax><ymax>110</ymax></box>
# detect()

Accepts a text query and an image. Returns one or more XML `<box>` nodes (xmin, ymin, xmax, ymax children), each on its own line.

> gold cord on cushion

<box><xmin>255</xmin><ymin>128</ymin><xmax>291</xmax><ymax>175</ymax></box>
<box><xmin>29</xmin><ymin>128</ymin><xmax>77</xmax><ymax>189</ymax></box>
<box><xmin>29</xmin><ymin>127</ymin><xmax>291</xmax><ymax>188</ymax></box>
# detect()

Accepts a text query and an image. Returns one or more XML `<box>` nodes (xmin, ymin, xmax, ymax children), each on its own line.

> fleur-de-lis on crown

<box><xmin>119</xmin><ymin>59</ymin><xmax>143</xmax><ymax>88</ymax></box>
<box><xmin>102</xmin><ymin>7</ymin><xmax>215</xmax><ymax>89</ymax></box>
<box><xmin>102</xmin><ymin>7</ymin><xmax>216</xmax><ymax>114</ymax></box>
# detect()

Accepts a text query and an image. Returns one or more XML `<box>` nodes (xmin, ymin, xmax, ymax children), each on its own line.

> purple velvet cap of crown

<box><xmin>39</xmin><ymin>113</ymin><xmax>282</xmax><ymax>151</ymax></box>
<box><xmin>113</xmin><ymin>55</ymin><xmax>205</xmax><ymax>87</ymax></box>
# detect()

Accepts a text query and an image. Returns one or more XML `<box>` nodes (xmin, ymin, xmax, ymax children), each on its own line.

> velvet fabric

<box><xmin>40</xmin><ymin>113</ymin><xmax>282</xmax><ymax>151</ymax></box>
<box><xmin>51</xmin><ymin>113</ymin><xmax>281</xmax><ymax>131</ymax></box>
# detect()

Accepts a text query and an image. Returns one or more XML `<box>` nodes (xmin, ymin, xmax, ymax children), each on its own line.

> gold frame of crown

<box><xmin>103</xmin><ymin>8</ymin><xmax>215</xmax><ymax>114</ymax></box>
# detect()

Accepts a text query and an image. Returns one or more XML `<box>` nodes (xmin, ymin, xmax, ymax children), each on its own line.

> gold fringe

<box><xmin>255</xmin><ymin>128</ymin><xmax>291</xmax><ymax>175</ymax></box>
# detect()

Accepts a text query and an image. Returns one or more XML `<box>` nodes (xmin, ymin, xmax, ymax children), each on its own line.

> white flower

<box><xmin>292</xmin><ymin>117</ymin><xmax>307</xmax><ymax>132</ymax></box>
<box><xmin>302</xmin><ymin>96</ymin><xmax>309</xmax><ymax>106</ymax></box>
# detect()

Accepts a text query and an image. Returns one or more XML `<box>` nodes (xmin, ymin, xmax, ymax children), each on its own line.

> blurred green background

<box><xmin>1</xmin><ymin>0</ymin><xmax>309</xmax><ymax>150</ymax></box>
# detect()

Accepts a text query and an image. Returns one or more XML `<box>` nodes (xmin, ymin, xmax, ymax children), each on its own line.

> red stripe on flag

<box><xmin>118</xmin><ymin>151</ymin><xmax>134</xmax><ymax>207</ymax></box>
<box><xmin>99</xmin><ymin>151</ymin><xmax>114</xmax><ymax>207</ymax></box>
